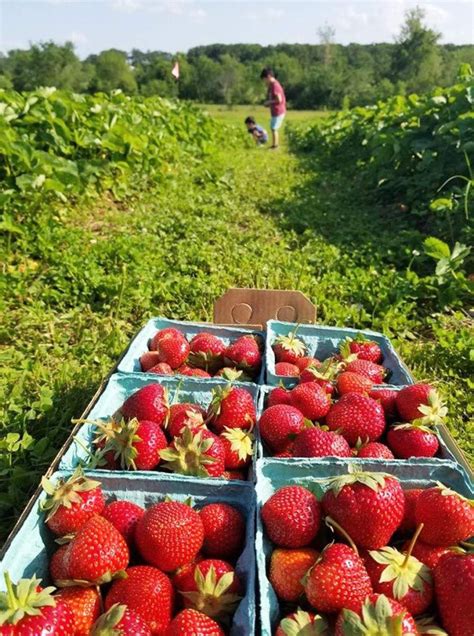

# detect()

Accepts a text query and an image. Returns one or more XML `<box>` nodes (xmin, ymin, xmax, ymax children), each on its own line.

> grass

<box><xmin>199</xmin><ymin>103</ymin><xmax>330</xmax><ymax>126</ymax></box>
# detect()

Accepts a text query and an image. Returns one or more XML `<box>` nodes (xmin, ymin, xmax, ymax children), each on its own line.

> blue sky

<box><xmin>1</xmin><ymin>1</ymin><xmax>473</xmax><ymax>57</ymax></box>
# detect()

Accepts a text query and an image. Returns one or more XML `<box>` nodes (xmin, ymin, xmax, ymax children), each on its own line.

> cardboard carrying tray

<box><xmin>265</xmin><ymin>320</ymin><xmax>415</xmax><ymax>389</ymax></box>
<box><xmin>58</xmin><ymin>373</ymin><xmax>260</xmax><ymax>484</ymax></box>
<box><xmin>255</xmin><ymin>458</ymin><xmax>474</xmax><ymax>636</ymax></box>
<box><xmin>0</xmin><ymin>470</ymin><xmax>256</xmax><ymax>636</ymax></box>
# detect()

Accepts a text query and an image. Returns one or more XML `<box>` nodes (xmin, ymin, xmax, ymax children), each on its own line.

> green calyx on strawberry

<box><xmin>160</xmin><ymin>427</ymin><xmax>221</xmax><ymax>477</ymax></box>
<box><xmin>338</xmin><ymin>594</ymin><xmax>413</xmax><ymax>635</ymax></box>
<box><xmin>415</xmin><ymin>616</ymin><xmax>448</xmax><ymax>635</ymax></box>
<box><xmin>207</xmin><ymin>384</ymin><xmax>256</xmax><ymax>433</ymax></box>
<box><xmin>91</xmin><ymin>604</ymin><xmax>128</xmax><ymax>635</ymax></box>
<box><xmin>93</xmin><ymin>418</ymin><xmax>141</xmax><ymax>470</ymax></box>
<box><xmin>338</xmin><ymin>339</ymin><xmax>359</xmax><ymax>363</ymax></box>
<box><xmin>179</xmin><ymin>564</ymin><xmax>241</xmax><ymax>619</ymax></box>
<box><xmin>0</xmin><ymin>574</ymin><xmax>56</xmax><ymax>626</ymax></box>
<box><xmin>221</xmin><ymin>427</ymin><xmax>254</xmax><ymax>465</ymax></box>
<box><xmin>322</xmin><ymin>465</ymin><xmax>395</xmax><ymax>497</ymax></box>
<box><xmin>273</xmin><ymin>331</ymin><xmax>306</xmax><ymax>363</ymax></box>
<box><xmin>40</xmin><ymin>467</ymin><xmax>101</xmax><ymax>523</ymax></box>
<box><xmin>216</xmin><ymin>367</ymin><xmax>245</xmax><ymax>382</ymax></box>
<box><xmin>278</xmin><ymin>609</ymin><xmax>328</xmax><ymax>636</ymax></box>
<box><xmin>411</xmin><ymin>389</ymin><xmax>447</xmax><ymax>427</ymax></box>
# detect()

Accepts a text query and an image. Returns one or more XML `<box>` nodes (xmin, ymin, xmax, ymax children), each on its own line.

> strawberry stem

<box><xmin>4</xmin><ymin>572</ymin><xmax>16</xmax><ymax>609</ymax></box>
<box><xmin>325</xmin><ymin>516</ymin><xmax>359</xmax><ymax>555</ymax></box>
<box><xmin>460</xmin><ymin>541</ymin><xmax>474</xmax><ymax>550</ymax></box>
<box><xmin>402</xmin><ymin>523</ymin><xmax>424</xmax><ymax>567</ymax></box>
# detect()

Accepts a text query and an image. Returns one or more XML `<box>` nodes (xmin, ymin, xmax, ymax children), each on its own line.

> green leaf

<box><xmin>423</xmin><ymin>237</ymin><xmax>451</xmax><ymax>260</ymax></box>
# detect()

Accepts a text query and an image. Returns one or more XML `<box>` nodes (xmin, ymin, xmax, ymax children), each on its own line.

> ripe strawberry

<box><xmin>224</xmin><ymin>334</ymin><xmax>262</xmax><ymax>374</ymax></box>
<box><xmin>262</xmin><ymin>485</ymin><xmax>320</xmax><ymax>548</ymax></box>
<box><xmin>166</xmin><ymin>609</ymin><xmax>224</xmax><ymax>636</ymax></box>
<box><xmin>387</xmin><ymin>423</ymin><xmax>439</xmax><ymax>458</ymax></box>
<box><xmin>61</xmin><ymin>515</ymin><xmax>129</xmax><ymax>585</ymax></box>
<box><xmin>269</xmin><ymin>548</ymin><xmax>319</xmax><ymax>601</ymax></box>
<box><xmin>273</xmin><ymin>332</ymin><xmax>307</xmax><ymax>364</ymax></box>
<box><xmin>140</xmin><ymin>351</ymin><xmax>162</xmax><ymax>372</ymax></box>
<box><xmin>290</xmin><ymin>382</ymin><xmax>331</xmax><ymax>420</ymax></box>
<box><xmin>105</xmin><ymin>565</ymin><xmax>173</xmax><ymax>634</ymax></box>
<box><xmin>346</xmin><ymin>359</ymin><xmax>386</xmax><ymax>384</ymax></box>
<box><xmin>0</xmin><ymin>574</ymin><xmax>74</xmax><ymax>635</ymax></box>
<box><xmin>207</xmin><ymin>385</ymin><xmax>256</xmax><ymax>434</ymax></box>
<box><xmin>160</xmin><ymin>427</ymin><xmax>225</xmax><ymax>478</ymax></box>
<box><xmin>259</xmin><ymin>404</ymin><xmax>305</xmax><ymax>453</ymax></box>
<box><xmin>347</xmin><ymin>336</ymin><xmax>383</xmax><ymax>363</ymax></box>
<box><xmin>148</xmin><ymin>363</ymin><xmax>174</xmax><ymax>376</ymax></box>
<box><xmin>275</xmin><ymin>362</ymin><xmax>300</xmax><ymax>377</ymax></box>
<box><xmin>321</xmin><ymin>469</ymin><xmax>405</xmax><ymax>550</ymax></box>
<box><xmin>396</xmin><ymin>383</ymin><xmax>447</xmax><ymax>425</ymax></box>
<box><xmin>305</xmin><ymin>543</ymin><xmax>373</xmax><ymax>613</ymax></box>
<box><xmin>222</xmin><ymin>469</ymin><xmax>245</xmax><ymax>480</ymax></box>
<box><xmin>172</xmin><ymin>557</ymin><xmax>204</xmax><ymax>590</ymax></box>
<box><xmin>335</xmin><ymin>594</ymin><xmax>417</xmax><ymax>636</ymax></box>
<box><xmin>296</xmin><ymin>356</ymin><xmax>321</xmax><ymax>371</ymax></box>
<box><xmin>153</xmin><ymin>331</ymin><xmax>190</xmax><ymax>370</ymax></box>
<box><xmin>299</xmin><ymin>358</ymin><xmax>340</xmax><ymax>395</ymax></box>
<box><xmin>200</xmin><ymin>502</ymin><xmax>245</xmax><ymax>558</ymax></box>
<box><xmin>354</xmin><ymin>440</ymin><xmax>395</xmax><ymax>459</ymax></box>
<box><xmin>275</xmin><ymin>609</ymin><xmax>328</xmax><ymax>636</ymax></box>
<box><xmin>274</xmin><ymin>442</ymin><xmax>294</xmax><ymax>458</ymax></box>
<box><xmin>399</xmin><ymin>489</ymin><xmax>423</xmax><ymax>534</ymax></box>
<box><xmin>92</xmin><ymin>604</ymin><xmax>151</xmax><ymax>635</ymax></box>
<box><xmin>188</xmin><ymin>333</ymin><xmax>225</xmax><ymax>371</ymax></box>
<box><xmin>293</xmin><ymin>426</ymin><xmax>351</xmax><ymax>458</ymax></box>
<box><xmin>403</xmin><ymin>539</ymin><xmax>453</xmax><ymax>569</ymax></box>
<box><xmin>177</xmin><ymin>365</ymin><xmax>212</xmax><ymax>378</ymax></box>
<box><xmin>121</xmin><ymin>384</ymin><xmax>168</xmax><ymax>427</ymax></box>
<box><xmin>434</xmin><ymin>551</ymin><xmax>474</xmax><ymax>636</ymax></box>
<box><xmin>56</xmin><ymin>586</ymin><xmax>101</xmax><ymax>636</ymax></box>
<box><xmin>135</xmin><ymin>500</ymin><xmax>204</xmax><ymax>572</ymax></box>
<box><xmin>326</xmin><ymin>393</ymin><xmax>386</xmax><ymax>445</ymax></box>
<box><xmin>101</xmin><ymin>500</ymin><xmax>145</xmax><ymax>546</ymax></box>
<box><xmin>337</xmin><ymin>371</ymin><xmax>373</xmax><ymax>395</ymax></box>
<box><xmin>167</xmin><ymin>403</ymin><xmax>206</xmax><ymax>438</ymax></box>
<box><xmin>50</xmin><ymin>545</ymin><xmax>70</xmax><ymax>582</ymax></box>
<box><xmin>41</xmin><ymin>469</ymin><xmax>105</xmax><ymax>537</ymax></box>
<box><xmin>369</xmin><ymin>388</ymin><xmax>398</xmax><ymax>420</ymax></box>
<box><xmin>221</xmin><ymin>427</ymin><xmax>253</xmax><ymax>470</ymax></box>
<box><xmin>150</xmin><ymin>327</ymin><xmax>183</xmax><ymax>350</ymax></box>
<box><xmin>415</xmin><ymin>484</ymin><xmax>474</xmax><ymax>546</ymax></box>
<box><xmin>267</xmin><ymin>386</ymin><xmax>292</xmax><ymax>407</ymax></box>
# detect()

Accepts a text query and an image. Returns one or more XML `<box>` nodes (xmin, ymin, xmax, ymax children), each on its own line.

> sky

<box><xmin>1</xmin><ymin>0</ymin><xmax>473</xmax><ymax>57</ymax></box>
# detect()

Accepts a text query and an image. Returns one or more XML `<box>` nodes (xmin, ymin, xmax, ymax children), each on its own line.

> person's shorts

<box><xmin>270</xmin><ymin>114</ymin><xmax>286</xmax><ymax>130</ymax></box>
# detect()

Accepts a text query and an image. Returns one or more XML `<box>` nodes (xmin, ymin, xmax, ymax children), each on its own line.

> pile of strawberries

<box><xmin>139</xmin><ymin>327</ymin><xmax>262</xmax><ymax>382</ymax></box>
<box><xmin>262</xmin><ymin>468</ymin><xmax>474</xmax><ymax>635</ymax></box>
<box><xmin>90</xmin><ymin>382</ymin><xmax>256</xmax><ymax>480</ymax></box>
<box><xmin>260</xmin><ymin>380</ymin><xmax>447</xmax><ymax>460</ymax></box>
<box><xmin>0</xmin><ymin>471</ymin><xmax>247</xmax><ymax>635</ymax></box>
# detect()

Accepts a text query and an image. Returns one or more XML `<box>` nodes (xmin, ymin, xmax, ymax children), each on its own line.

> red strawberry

<box><xmin>188</xmin><ymin>333</ymin><xmax>225</xmax><ymax>371</ymax></box>
<box><xmin>121</xmin><ymin>384</ymin><xmax>168</xmax><ymax>427</ymax></box>
<box><xmin>434</xmin><ymin>551</ymin><xmax>474</xmax><ymax>636</ymax></box>
<box><xmin>415</xmin><ymin>484</ymin><xmax>474</xmax><ymax>546</ymax></box>
<box><xmin>0</xmin><ymin>574</ymin><xmax>74</xmax><ymax>635</ymax></box>
<box><xmin>177</xmin><ymin>365</ymin><xmax>212</xmax><ymax>378</ymax></box>
<box><xmin>105</xmin><ymin>565</ymin><xmax>174</xmax><ymax>635</ymax></box>
<box><xmin>299</xmin><ymin>358</ymin><xmax>340</xmax><ymax>395</ymax></box>
<box><xmin>290</xmin><ymin>382</ymin><xmax>331</xmax><ymax>420</ymax></box>
<box><xmin>207</xmin><ymin>386</ymin><xmax>256</xmax><ymax>434</ymax></box>
<box><xmin>259</xmin><ymin>404</ymin><xmax>305</xmax><ymax>453</ymax></box>
<box><xmin>41</xmin><ymin>469</ymin><xmax>105</xmax><ymax>537</ymax></box>
<box><xmin>296</xmin><ymin>356</ymin><xmax>321</xmax><ymax>371</ymax></box>
<box><xmin>354</xmin><ymin>440</ymin><xmax>395</xmax><ymax>459</ymax></box>
<box><xmin>396</xmin><ymin>384</ymin><xmax>447</xmax><ymax>425</ymax></box>
<box><xmin>224</xmin><ymin>334</ymin><xmax>262</xmax><ymax>374</ymax></box>
<box><xmin>92</xmin><ymin>604</ymin><xmax>151</xmax><ymax>635</ymax></box>
<box><xmin>346</xmin><ymin>359</ymin><xmax>386</xmax><ymax>384</ymax></box>
<box><xmin>221</xmin><ymin>427</ymin><xmax>253</xmax><ymax>470</ymax></box>
<box><xmin>166</xmin><ymin>609</ymin><xmax>224</xmax><ymax>636</ymax></box>
<box><xmin>399</xmin><ymin>489</ymin><xmax>423</xmax><ymax>534</ymax></box>
<box><xmin>348</xmin><ymin>336</ymin><xmax>383</xmax><ymax>363</ymax></box>
<box><xmin>140</xmin><ymin>351</ymin><xmax>162</xmax><ymax>372</ymax></box>
<box><xmin>153</xmin><ymin>331</ymin><xmax>190</xmax><ymax>370</ymax></box>
<box><xmin>150</xmin><ymin>327</ymin><xmax>183</xmax><ymax>350</ymax></box>
<box><xmin>200</xmin><ymin>502</ymin><xmax>245</xmax><ymax>559</ymax></box>
<box><xmin>335</xmin><ymin>594</ymin><xmax>417</xmax><ymax>635</ymax></box>
<box><xmin>61</xmin><ymin>515</ymin><xmax>129</xmax><ymax>584</ymax></box>
<box><xmin>387</xmin><ymin>423</ymin><xmax>439</xmax><ymax>458</ymax></box>
<box><xmin>160</xmin><ymin>427</ymin><xmax>225</xmax><ymax>478</ymax></box>
<box><xmin>293</xmin><ymin>426</ymin><xmax>351</xmax><ymax>458</ymax></box>
<box><xmin>50</xmin><ymin>545</ymin><xmax>70</xmax><ymax>582</ymax></box>
<box><xmin>321</xmin><ymin>469</ymin><xmax>405</xmax><ymax>550</ymax></box>
<box><xmin>403</xmin><ymin>539</ymin><xmax>453</xmax><ymax>569</ymax></box>
<box><xmin>56</xmin><ymin>586</ymin><xmax>101</xmax><ymax>636</ymax></box>
<box><xmin>274</xmin><ymin>442</ymin><xmax>294</xmax><ymax>458</ymax></box>
<box><xmin>267</xmin><ymin>386</ymin><xmax>292</xmax><ymax>407</ymax></box>
<box><xmin>262</xmin><ymin>485</ymin><xmax>320</xmax><ymax>548</ymax></box>
<box><xmin>167</xmin><ymin>403</ymin><xmax>205</xmax><ymax>439</ymax></box>
<box><xmin>222</xmin><ymin>469</ymin><xmax>245</xmax><ymax>480</ymax></box>
<box><xmin>305</xmin><ymin>543</ymin><xmax>373</xmax><ymax>613</ymax></box>
<box><xmin>269</xmin><ymin>548</ymin><xmax>319</xmax><ymax>602</ymax></box>
<box><xmin>101</xmin><ymin>500</ymin><xmax>145</xmax><ymax>546</ymax></box>
<box><xmin>173</xmin><ymin>557</ymin><xmax>204</xmax><ymax>590</ymax></box>
<box><xmin>135</xmin><ymin>500</ymin><xmax>204</xmax><ymax>572</ymax></box>
<box><xmin>273</xmin><ymin>332</ymin><xmax>307</xmax><ymax>364</ymax></box>
<box><xmin>337</xmin><ymin>371</ymin><xmax>373</xmax><ymax>395</ymax></box>
<box><xmin>369</xmin><ymin>388</ymin><xmax>398</xmax><ymax>420</ymax></box>
<box><xmin>275</xmin><ymin>362</ymin><xmax>300</xmax><ymax>377</ymax></box>
<box><xmin>326</xmin><ymin>393</ymin><xmax>386</xmax><ymax>445</ymax></box>
<box><xmin>148</xmin><ymin>363</ymin><xmax>174</xmax><ymax>376</ymax></box>
<box><xmin>276</xmin><ymin>609</ymin><xmax>328</xmax><ymax>636</ymax></box>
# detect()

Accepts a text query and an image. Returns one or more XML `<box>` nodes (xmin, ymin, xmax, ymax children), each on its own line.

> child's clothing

<box><xmin>248</xmin><ymin>124</ymin><xmax>268</xmax><ymax>145</ymax></box>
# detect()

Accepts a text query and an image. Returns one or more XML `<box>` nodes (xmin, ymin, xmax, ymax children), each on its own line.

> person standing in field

<box><xmin>261</xmin><ymin>67</ymin><xmax>286</xmax><ymax>149</ymax></box>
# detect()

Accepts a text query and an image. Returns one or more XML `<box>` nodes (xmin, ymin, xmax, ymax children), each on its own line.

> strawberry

<box><xmin>121</xmin><ymin>384</ymin><xmax>168</xmax><ymax>427</ymax></box>
<box><xmin>56</xmin><ymin>586</ymin><xmax>101</xmax><ymax>636</ymax></box>
<box><xmin>140</xmin><ymin>351</ymin><xmax>162</xmax><ymax>372</ymax></box>
<box><xmin>415</xmin><ymin>616</ymin><xmax>448</xmax><ymax>634</ymax></box>
<box><xmin>214</xmin><ymin>367</ymin><xmax>248</xmax><ymax>382</ymax></box>
<box><xmin>275</xmin><ymin>362</ymin><xmax>300</xmax><ymax>376</ymax></box>
<box><xmin>177</xmin><ymin>365</ymin><xmax>212</xmax><ymax>378</ymax></box>
<box><xmin>296</xmin><ymin>356</ymin><xmax>321</xmax><ymax>371</ymax></box>
<box><xmin>273</xmin><ymin>332</ymin><xmax>307</xmax><ymax>364</ymax></box>
<box><xmin>354</xmin><ymin>440</ymin><xmax>395</xmax><ymax>459</ymax></box>
<box><xmin>347</xmin><ymin>336</ymin><xmax>383</xmax><ymax>363</ymax></box>
<box><xmin>290</xmin><ymin>382</ymin><xmax>331</xmax><ymax>420</ymax></box>
<box><xmin>207</xmin><ymin>385</ymin><xmax>256</xmax><ymax>434</ymax></box>
<box><xmin>101</xmin><ymin>500</ymin><xmax>145</xmax><ymax>546</ymax></box>
<box><xmin>326</xmin><ymin>393</ymin><xmax>386</xmax><ymax>445</ymax></box>
<box><xmin>40</xmin><ymin>469</ymin><xmax>105</xmax><ymax>537</ymax></box>
<box><xmin>275</xmin><ymin>609</ymin><xmax>328</xmax><ymax>636</ymax></box>
<box><xmin>274</xmin><ymin>443</ymin><xmax>294</xmax><ymax>458</ymax></box>
<box><xmin>105</xmin><ymin>565</ymin><xmax>174</xmax><ymax>635</ymax></box>
<box><xmin>387</xmin><ymin>423</ymin><xmax>439</xmax><ymax>458</ymax></box>
<box><xmin>160</xmin><ymin>427</ymin><xmax>225</xmax><ymax>478</ymax></box>
<box><xmin>434</xmin><ymin>551</ymin><xmax>474</xmax><ymax>636</ymax></box>
<box><xmin>221</xmin><ymin>427</ymin><xmax>253</xmax><ymax>470</ymax></box>
<box><xmin>299</xmin><ymin>358</ymin><xmax>341</xmax><ymax>394</ymax></box>
<box><xmin>415</xmin><ymin>484</ymin><xmax>474</xmax><ymax>546</ymax></box>
<box><xmin>259</xmin><ymin>404</ymin><xmax>305</xmax><ymax>453</ymax></box>
<box><xmin>346</xmin><ymin>359</ymin><xmax>386</xmax><ymax>384</ymax></box>
<box><xmin>267</xmin><ymin>386</ymin><xmax>292</xmax><ymax>407</ymax></box>
<box><xmin>337</xmin><ymin>371</ymin><xmax>373</xmax><ymax>395</ymax></box>
<box><xmin>369</xmin><ymin>388</ymin><xmax>398</xmax><ymax>420</ymax></box>
<box><xmin>305</xmin><ymin>543</ymin><xmax>373</xmax><ymax>613</ymax></box>
<box><xmin>173</xmin><ymin>557</ymin><xmax>204</xmax><ymax>590</ymax></box>
<box><xmin>402</xmin><ymin>539</ymin><xmax>453</xmax><ymax>569</ymax></box>
<box><xmin>293</xmin><ymin>426</ymin><xmax>351</xmax><ymax>458</ymax></box>
<box><xmin>135</xmin><ymin>500</ymin><xmax>204</xmax><ymax>572</ymax></box>
<box><xmin>222</xmin><ymin>469</ymin><xmax>245</xmax><ymax>480</ymax></box>
<box><xmin>269</xmin><ymin>548</ymin><xmax>319</xmax><ymax>601</ymax></box>
<box><xmin>50</xmin><ymin>545</ymin><xmax>70</xmax><ymax>582</ymax></box>
<box><xmin>150</xmin><ymin>327</ymin><xmax>184</xmax><ymax>350</ymax></box>
<box><xmin>396</xmin><ymin>384</ymin><xmax>447</xmax><ymax>425</ymax></box>
<box><xmin>399</xmin><ymin>489</ymin><xmax>423</xmax><ymax>534</ymax></box>
<box><xmin>335</xmin><ymin>594</ymin><xmax>417</xmax><ymax>635</ymax></box>
<box><xmin>153</xmin><ymin>331</ymin><xmax>190</xmax><ymax>370</ymax></box>
<box><xmin>0</xmin><ymin>574</ymin><xmax>74</xmax><ymax>635</ymax></box>
<box><xmin>167</xmin><ymin>403</ymin><xmax>205</xmax><ymax>438</ymax></box>
<box><xmin>166</xmin><ymin>609</ymin><xmax>224</xmax><ymax>636</ymax></box>
<box><xmin>200</xmin><ymin>502</ymin><xmax>245</xmax><ymax>558</ymax></box>
<box><xmin>60</xmin><ymin>515</ymin><xmax>129</xmax><ymax>585</ymax></box>
<box><xmin>321</xmin><ymin>468</ymin><xmax>405</xmax><ymax>550</ymax></box>
<box><xmin>262</xmin><ymin>485</ymin><xmax>320</xmax><ymax>548</ymax></box>
<box><xmin>92</xmin><ymin>604</ymin><xmax>151</xmax><ymax>635</ymax></box>
<box><xmin>224</xmin><ymin>334</ymin><xmax>262</xmax><ymax>374</ymax></box>
<box><xmin>188</xmin><ymin>333</ymin><xmax>225</xmax><ymax>371</ymax></box>
<box><xmin>148</xmin><ymin>363</ymin><xmax>174</xmax><ymax>376</ymax></box>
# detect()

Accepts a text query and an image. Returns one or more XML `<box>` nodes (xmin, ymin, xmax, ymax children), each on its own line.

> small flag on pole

<box><xmin>171</xmin><ymin>61</ymin><xmax>180</xmax><ymax>80</ymax></box>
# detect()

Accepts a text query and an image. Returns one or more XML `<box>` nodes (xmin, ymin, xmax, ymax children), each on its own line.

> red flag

<box><xmin>171</xmin><ymin>61</ymin><xmax>180</xmax><ymax>80</ymax></box>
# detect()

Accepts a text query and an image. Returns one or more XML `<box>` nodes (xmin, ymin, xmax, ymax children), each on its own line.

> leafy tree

<box><xmin>88</xmin><ymin>49</ymin><xmax>137</xmax><ymax>93</ymax></box>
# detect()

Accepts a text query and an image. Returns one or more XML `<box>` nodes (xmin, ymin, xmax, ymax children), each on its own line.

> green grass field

<box><xmin>200</xmin><ymin>103</ymin><xmax>330</xmax><ymax>126</ymax></box>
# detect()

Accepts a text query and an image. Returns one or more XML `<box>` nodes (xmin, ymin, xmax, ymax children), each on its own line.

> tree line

<box><xmin>1</xmin><ymin>8</ymin><xmax>473</xmax><ymax>109</ymax></box>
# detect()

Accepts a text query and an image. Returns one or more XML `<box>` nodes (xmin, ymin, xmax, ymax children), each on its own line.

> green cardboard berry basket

<box><xmin>0</xmin><ymin>470</ymin><xmax>256</xmax><ymax>636</ymax></box>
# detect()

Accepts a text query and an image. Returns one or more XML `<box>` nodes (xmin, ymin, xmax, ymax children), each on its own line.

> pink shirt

<box><xmin>269</xmin><ymin>80</ymin><xmax>286</xmax><ymax>116</ymax></box>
